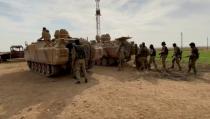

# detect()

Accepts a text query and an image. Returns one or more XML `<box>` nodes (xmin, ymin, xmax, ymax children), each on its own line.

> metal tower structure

<box><xmin>207</xmin><ymin>37</ymin><xmax>209</xmax><ymax>50</ymax></box>
<box><xmin>95</xmin><ymin>0</ymin><xmax>101</xmax><ymax>41</ymax></box>
<box><xmin>181</xmin><ymin>32</ymin><xmax>183</xmax><ymax>49</ymax></box>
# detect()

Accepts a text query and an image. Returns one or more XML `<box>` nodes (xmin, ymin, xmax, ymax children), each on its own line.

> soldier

<box><xmin>136</xmin><ymin>44</ymin><xmax>143</xmax><ymax>70</ymax></box>
<box><xmin>72</xmin><ymin>39</ymin><xmax>88</xmax><ymax>84</ymax></box>
<box><xmin>138</xmin><ymin>42</ymin><xmax>149</xmax><ymax>70</ymax></box>
<box><xmin>148</xmin><ymin>44</ymin><xmax>158</xmax><ymax>70</ymax></box>
<box><xmin>134</xmin><ymin>44</ymin><xmax>138</xmax><ymax>56</ymax></box>
<box><xmin>38</xmin><ymin>27</ymin><xmax>50</xmax><ymax>41</ymax></box>
<box><xmin>159</xmin><ymin>42</ymin><xmax>168</xmax><ymax>71</ymax></box>
<box><xmin>171</xmin><ymin>43</ymin><xmax>182</xmax><ymax>71</ymax></box>
<box><xmin>188</xmin><ymin>42</ymin><xmax>199</xmax><ymax>75</ymax></box>
<box><xmin>134</xmin><ymin>44</ymin><xmax>139</xmax><ymax>65</ymax></box>
<box><xmin>118</xmin><ymin>42</ymin><xmax>125</xmax><ymax>71</ymax></box>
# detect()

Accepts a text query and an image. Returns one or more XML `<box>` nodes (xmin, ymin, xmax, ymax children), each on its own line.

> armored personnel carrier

<box><xmin>92</xmin><ymin>34</ymin><xmax>133</xmax><ymax>66</ymax></box>
<box><xmin>24</xmin><ymin>29</ymin><xmax>93</xmax><ymax>77</ymax></box>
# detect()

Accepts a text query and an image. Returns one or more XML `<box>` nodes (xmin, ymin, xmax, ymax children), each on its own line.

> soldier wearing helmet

<box><xmin>118</xmin><ymin>42</ymin><xmax>126</xmax><ymax>71</ymax></box>
<box><xmin>135</xmin><ymin>44</ymin><xmax>142</xmax><ymax>70</ymax></box>
<box><xmin>38</xmin><ymin>27</ymin><xmax>51</xmax><ymax>41</ymax></box>
<box><xmin>159</xmin><ymin>42</ymin><xmax>168</xmax><ymax>71</ymax></box>
<box><xmin>171</xmin><ymin>43</ymin><xmax>182</xmax><ymax>71</ymax></box>
<box><xmin>134</xmin><ymin>44</ymin><xmax>139</xmax><ymax>65</ymax></box>
<box><xmin>72</xmin><ymin>39</ymin><xmax>88</xmax><ymax>84</ymax></box>
<box><xmin>188</xmin><ymin>42</ymin><xmax>199</xmax><ymax>75</ymax></box>
<box><xmin>137</xmin><ymin>42</ymin><xmax>149</xmax><ymax>71</ymax></box>
<box><xmin>148</xmin><ymin>44</ymin><xmax>158</xmax><ymax>70</ymax></box>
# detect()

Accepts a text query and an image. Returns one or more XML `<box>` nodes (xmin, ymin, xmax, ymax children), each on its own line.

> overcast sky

<box><xmin>0</xmin><ymin>0</ymin><xmax>210</xmax><ymax>51</ymax></box>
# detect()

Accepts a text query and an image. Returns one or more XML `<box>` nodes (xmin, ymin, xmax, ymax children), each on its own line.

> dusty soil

<box><xmin>0</xmin><ymin>61</ymin><xmax>210</xmax><ymax>119</ymax></box>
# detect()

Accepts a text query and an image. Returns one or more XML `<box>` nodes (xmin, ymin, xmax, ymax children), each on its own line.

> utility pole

<box><xmin>181</xmin><ymin>32</ymin><xmax>183</xmax><ymax>49</ymax></box>
<box><xmin>207</xmin><ymin>37</ymin><xmax>209</xmax><ymax>50</ymax></box>
<box><xmin>95</xmin><ymin>0</ymin><xmax>101</xmax><ymax>43</ymax></box>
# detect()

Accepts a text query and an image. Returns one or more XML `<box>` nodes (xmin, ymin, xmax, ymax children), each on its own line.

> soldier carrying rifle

<box><xmin>159</xmin><ymin>42</ymin><xmax>168</xmax><ymax>71</ymax></box>
<box><xmin>187</xmin><ymin>42</ymin><xmax>199</xmax><ymax>75</ymax></box>
<box><xmin>170</xmin><ymin>43</ymin><xmax>182</xmax><ymax>71</ymax></box>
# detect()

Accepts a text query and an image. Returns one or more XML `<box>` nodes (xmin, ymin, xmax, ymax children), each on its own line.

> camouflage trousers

<box><xmin>188</xmin><ymin>58</ymin><xmax>197</xmax><ymax>74</ymax></box>
<box><xmin>161</xmin><ymin>55</ymin><xmax>167</xmax><ymax>71</ymax></box>
<box><xmin>75</xmin><ymin>59</ymin><xmax>88</xmax><ymax>81</ymax></box>
<box><xmin>171</xmin><ymin>57</ymin><xmax>182</xmax><ymax>70</ymax></box>
<box><xmin>149</xmin><ymin>56</ymin><xmax>157</xmax><ymax>70</ymax></box>
<box><xmin>137</xmin><ymin>57</ymin><xmax>148</xmax><ymax>70</ymax></box>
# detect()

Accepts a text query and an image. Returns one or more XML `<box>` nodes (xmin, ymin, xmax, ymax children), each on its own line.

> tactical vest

<box><xmin>74</xmin><ymin>45</ymin><xmax>86</xmax><ymax>59</ymax></box>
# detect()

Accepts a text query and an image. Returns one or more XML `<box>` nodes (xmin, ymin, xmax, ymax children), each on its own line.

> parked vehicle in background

<box><xmin>0</xmin><ymin>45</ymin><xmax>24</xmax><ymax>62</ymax></box>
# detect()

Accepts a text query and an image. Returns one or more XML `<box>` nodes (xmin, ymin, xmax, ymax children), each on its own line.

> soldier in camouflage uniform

<box><xmin>38</xmin><ymin>27</ymin><xmax>51</xmax><ymax>41</ymax></box>
<box><xmin>118</xmin><ymin>42</ymin><xmax>125</xmax><ymax>71</ymax></box>
<box><xmin>136</xmin><ymin>44</ymin><xmax>142</xmax><ymax>70</ymax></box>
<box><xmin>72</xmin><ymin>39</ymin><xmax>88</xmax><ymax>84</ymax></box>
<box><xmin>134</xmin><ymin>44</ymin><xmax>138</xmax><ymax>56</ymax></box>
<box><xmin>138</xmin><ymin>42</ymin><xmax>149</xmax><ymax>71</ymax></box>
<box><xmin>38</xmin><ymin>27</ymin><xmax>46</xmax><ymax>41</ymax></box>
<box><xmin>188</xmin><ymin>42</ymin><xmax>199</xmax><ymax>75</ymax></box>
<box><xmin>159</xmin><ymin>42</ymin><xmax>168</xmax><ymax>71</ymax></box>
<box><xmin>148</xmin><ymin>44</ymin><xmax>158</xmax><ymax>70</ymax></box>
<box><xmin>171</xmin><ymin>43</ymin><xmax>182</xmax><ymax>71</ymax></box>
<box><xmin>134</xmin><ymin>44</ymin><xmax>139</xmax><ymax>65</ymax></box>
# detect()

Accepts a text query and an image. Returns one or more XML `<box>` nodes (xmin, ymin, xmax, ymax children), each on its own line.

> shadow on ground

<box><xmin>93</xmin><ymin>63</ymin><xmax>210</xmax><ymax>85</ymax></box>
<box><xmin>0</xmin><ymin>70</ymin><xmax>99</xmax><ymax>119</ymax></box>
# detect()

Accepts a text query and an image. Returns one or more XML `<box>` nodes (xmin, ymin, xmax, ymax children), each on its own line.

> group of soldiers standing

<box><xmin>38</xmin><ymin>27</ymin><xmax>200</xmax><ymax>85</ymax></box>
<box><xmin>132</xmin><ymin>41</ymin><xmax>199</xmax><ymax>75</ymax></box>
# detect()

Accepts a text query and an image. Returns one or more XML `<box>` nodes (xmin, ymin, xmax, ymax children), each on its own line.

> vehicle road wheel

<box><xmin>46</xmin><ymin>65</ymin><xmax>51</xmax><ymax>76</ymax></box>
<box><xmin>31</xmin><ymin>62</ymin><xmax>34</xmax><ymax>71</ymax></box>
<box><xmin>108</xmin><ymin>58</ymin><xmax>115</xmax><ymax>65</ymax></box>
<box><xmin>41</xmin><ymin>64</ymin><xmax>46</xmax><ymax>75</ymax></box>
<box><xmin>27</xmin><ymin>61</ymin><xmax>32</xmax><ymax>69</ymax></box>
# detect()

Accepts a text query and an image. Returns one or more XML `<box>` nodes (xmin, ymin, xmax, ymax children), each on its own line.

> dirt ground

<box><xmin>0</xmin><ymin>61</ymin><xmax>210</xmax><ymax>119</ymax></box>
